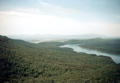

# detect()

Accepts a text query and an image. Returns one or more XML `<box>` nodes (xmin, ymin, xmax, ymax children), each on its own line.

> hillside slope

<box><xmin>0</xmin><ymin>35</ymin><xmax>120</xmax><ymax>83</ymax></box>
<box><xmin>66</xmin><ymin>38</ymin><xmax>120</xmax><ymax>54</ymax></box>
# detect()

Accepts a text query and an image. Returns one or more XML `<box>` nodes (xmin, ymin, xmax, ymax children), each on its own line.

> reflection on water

<box><xmin>60</xmin><ymin>44</ymin><xmax>120</xmax><ymax>64</ymax></box>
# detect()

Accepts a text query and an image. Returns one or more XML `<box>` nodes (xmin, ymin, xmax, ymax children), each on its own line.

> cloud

<box><xmin>0</xmin><ymin>1</ymin><xmax>83</xmax><ymax>15</ymax></box>
<box><xmin>112</xmin><ymin>15</ymin><xmax>120</xmax><ymax>19</ymax></box>
<box><xmin>87</xmin><ymin>21</ymin><xmax>120</xmax><ymax>36</ymax></box>
<box><xmin>5</xmin><ymin>1</ymin><xmax>83</xmax><ymax>15</ymax></box>
<box><xmin>0</xmin><ymin>11</ymin><xmax>83</xmax><ymax>35</ymax></box>
<box><xmin>0</xmin><ymin>10</ymin><xmax>120</xmax><ymax>36</ymax></box>
<box><xmin>39</xmin><ymin>2</ymin><xmax>82</xmax><ymax>14</ymax></box>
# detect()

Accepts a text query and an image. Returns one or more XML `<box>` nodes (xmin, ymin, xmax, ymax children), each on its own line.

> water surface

<box><xmin>60</xmin><ymin>44</ymin><xmax>120</xmax><ymax>64</ymax></box>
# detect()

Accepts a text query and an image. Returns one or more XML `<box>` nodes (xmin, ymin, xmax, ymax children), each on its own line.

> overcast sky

<box><xmin>0</xmin><ymin>0</ymin><xmax>120</xmax><ymax>36</ymax></box>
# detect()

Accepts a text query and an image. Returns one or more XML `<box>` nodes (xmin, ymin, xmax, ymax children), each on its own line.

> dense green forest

<box><xmin>0</xmin><ymin>35</ymin><xmax>120</xmax><ymax>83</ymax></box>
<box><xmin>66</xmin><ymin>38</ymin><xmax>120</xmax><ymax>54</ymax></box>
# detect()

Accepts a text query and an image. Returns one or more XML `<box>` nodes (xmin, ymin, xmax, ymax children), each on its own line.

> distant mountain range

<box><xmin>8</xmin><ymin>34</ymin><xmax>120</xmax><ymax>41</ymax></box>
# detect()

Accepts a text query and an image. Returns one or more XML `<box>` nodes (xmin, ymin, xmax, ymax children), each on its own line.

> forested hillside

<box><xmin>66</xmin><ymin>38</ymin><xmax>120</xmax><ymax>54</ymax></box>
<box><xmin>0</xmin><ymin>35</ymin><xmax>120</xmax><ymax>83</ymax></box>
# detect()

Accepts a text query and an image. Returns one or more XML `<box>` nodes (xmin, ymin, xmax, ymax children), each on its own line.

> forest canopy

<box><xmin>66</xmin><ymin>38</ymin><xmax>120</xmax><ymax>54</ymax></box>
<box><xmin>0</xmin><ymin>35</ymin><xmax>120</xmax><ymax>83</ymax></box>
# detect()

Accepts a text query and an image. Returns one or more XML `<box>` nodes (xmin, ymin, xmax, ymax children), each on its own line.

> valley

<box><xmin>0</xmin><ymin>35</ymin><xmax>120</xmax><ymax>83</ymax></box>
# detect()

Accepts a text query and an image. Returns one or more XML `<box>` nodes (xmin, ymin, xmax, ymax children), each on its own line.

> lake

<box><xmin>60</xmin><ymin>44</ymin><xmax>120</xmax><ymax>64</ymax></box>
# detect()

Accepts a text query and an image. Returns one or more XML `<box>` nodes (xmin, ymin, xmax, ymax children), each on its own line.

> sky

<box><xmin>0</xmin><ymin>0</ymin><xmax>120</xmax><ymax>36</ymax></box>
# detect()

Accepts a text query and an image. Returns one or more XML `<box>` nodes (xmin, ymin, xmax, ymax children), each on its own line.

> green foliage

<box><xmin>66</xmin><ymin>38</ymin><xmax>120</xmax><ymax>54</ymax></box>
<box><xmin>0</xmin><ymin>35</ymin><xmax>120</xmax><ymax>83</ymax></box>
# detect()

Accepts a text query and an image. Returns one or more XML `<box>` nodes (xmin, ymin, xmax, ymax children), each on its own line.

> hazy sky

<box><xmin>0</xmin><ymin>0</ymin><xmax>120</xmax><ymax>36</ymax></box>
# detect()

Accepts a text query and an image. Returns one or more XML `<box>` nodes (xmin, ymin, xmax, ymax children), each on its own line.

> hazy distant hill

<box><xmin>66</xmin><ymin>38</ymin><xmax>120</xmax><ymax>54</ymax></box>
<box><xmin>8</xmin><ymin>34</ymin><xmax>112</xmax><ymax>40</ymax></box>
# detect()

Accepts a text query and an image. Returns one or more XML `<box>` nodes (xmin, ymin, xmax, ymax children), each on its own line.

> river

<box><xmin>60</xmin><ymin>44</ymin><xmax>120</xmax><ymax>64</ymax></box>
